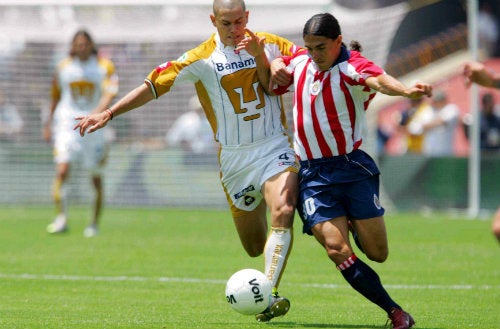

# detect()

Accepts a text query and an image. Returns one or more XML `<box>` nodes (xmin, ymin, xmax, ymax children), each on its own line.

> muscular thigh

<box><xmin>351</xmin><ymin>216</ymin><xmax>388</xmax><ymax>259</ymax></box>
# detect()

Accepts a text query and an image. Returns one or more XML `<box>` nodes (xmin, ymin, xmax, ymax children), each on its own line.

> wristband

<box><xmin>105</xmin><ymin>109</ymin><xmax>114</xmax><ymax>120</ymax></box>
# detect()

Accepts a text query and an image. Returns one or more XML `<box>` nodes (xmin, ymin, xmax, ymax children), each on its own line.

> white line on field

<box><xmin>0</xmin><ymin>273</ymin><xmax>498</xmax><ymax>290</ymax></box>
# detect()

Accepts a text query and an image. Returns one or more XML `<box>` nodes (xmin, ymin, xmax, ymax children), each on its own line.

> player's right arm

<box><xmin>74</xmin><ymin>83</ymin><xmax>154</xmax><ymax>136</ymax></box>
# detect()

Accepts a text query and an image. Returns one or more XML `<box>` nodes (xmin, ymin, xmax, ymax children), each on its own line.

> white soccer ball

<box><xmin>225</xmin><ymin>268</ymin><xmax>272</xmax><ymax>315</ymax></box>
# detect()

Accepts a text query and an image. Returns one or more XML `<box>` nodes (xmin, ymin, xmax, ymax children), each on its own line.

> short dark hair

<box><xmin>303</xmin><ymin>13</ymin><xmax>341</xmax><ymax>40</ymax></box>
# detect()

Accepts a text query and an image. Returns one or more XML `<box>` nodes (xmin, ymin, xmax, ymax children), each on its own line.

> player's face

<box><xmin>211</xmin><ymin>7</ymin><xmax>248</xmax><ymax>47</ymax></box>
<box><xmin>304</xmin><ymin>34</ymin><xmax>343</xmax><ymax>72</ymax></box>
<box><xmin>73</xmin><ymin>35</ymin><xmax>93</xmax><ymax>61</ymax></box>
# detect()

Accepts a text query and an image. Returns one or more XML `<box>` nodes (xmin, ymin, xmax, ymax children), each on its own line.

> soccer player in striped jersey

<box><xmin>74</xmin><ymin>0</ymin><xmax>304</xmax><ymax>322</ymax></box>
<box><xmin>269</xmin><ymin>13</ymin><xmax>432</xmax><ymax>329</ymax></box>
<box><xmin>44</xmin><ymin>29</ymin><xmax>118</xmax><ymax>238</ymax></box>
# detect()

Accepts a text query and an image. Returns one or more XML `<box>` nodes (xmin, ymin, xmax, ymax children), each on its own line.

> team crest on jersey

<box><xmin>373</xmin><ymin>194</ymin><xmax>382</xmax><ymax>210</ymax></box>
<box><xmin>310</xmin><ymin>80</ymin><xmax>321</xmax><ymax>95</ymax></box>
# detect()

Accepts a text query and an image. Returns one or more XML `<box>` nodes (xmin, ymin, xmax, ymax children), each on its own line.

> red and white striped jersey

<box><xmin>146</xmin><ymin>32</ymin><xmax>303</xmax><ymax>147</ymax></box>
<box><xmin>277</xmin><ymin>47</ymin><xmax>384</xmax><ymax>160</ymax></box>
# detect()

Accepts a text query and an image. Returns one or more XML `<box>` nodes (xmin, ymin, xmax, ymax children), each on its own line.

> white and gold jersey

<box><xmin>52</xmin><ymin>55</ymin><xmax>118</xmax><ymax>120</ymax></box>
<box><xmin>146</xmin><ymin>32</ymin><xmax>303</xmax><ymax>146</ymax></box>
<box><xmin>51</xmin><ymin>55</ymin><xmax>117</xmax><ymax>169</ymax></box>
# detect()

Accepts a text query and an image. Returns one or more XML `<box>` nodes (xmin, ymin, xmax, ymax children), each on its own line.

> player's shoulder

<box><xmin>96</xmin><ymin>56</ymin><xmax>116</xmax><ymax>74</ymax></box>
<box><xmin>348</xmin><ymin>50</ymin><xmax>364</xmax><ymax>59</ymax></box>
<box><xmin>56</xmin><ymin>57</ymin><xmax>73</xmax><ymax>70</ymax></box>
<box><xmin>181</xmin><ymin>34</ymin><xmax>218</xmax><ymax>62</ymax></box>
<box><xmin>97</xmin><ymin>56</ymin><xmax>114</xmax><ymax>66</ymax></box>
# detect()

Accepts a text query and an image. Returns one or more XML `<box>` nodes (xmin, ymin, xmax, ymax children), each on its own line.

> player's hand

<box><xmin>235</xmin><ymin>28</ymin><xmax>266</xmax><ymax>57</ymax></box>
<box><xmin>405</xmin><ymin>82</ymin><xmax>433</xmax><ymax>99</ymax></box>
<box><xmin>270</xmin><ymin>58</ymin><xmax>292</xmax><ymax>87</ymax></box>
<box><xmin>463</xmin><ymin>61</ymin><xmax>490</xmax><ymax>88</ymax></box>
<box><xmin>73</xmin><ymin>112</ymin><xmax>109</xmax><ymax>136</ymax></box>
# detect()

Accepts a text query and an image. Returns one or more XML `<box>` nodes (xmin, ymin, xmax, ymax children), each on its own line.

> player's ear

<box><xmin>336</xmin><ymin>35</ymin><xmax>343</xmax><ymax>46</ymax></box>
<box><xmin>210</xmin><ymin>14</ymin><xmax>216</xmax><ymax>27</ymax></box>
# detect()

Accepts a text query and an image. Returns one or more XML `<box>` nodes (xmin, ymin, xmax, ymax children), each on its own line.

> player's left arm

<box><xmin>366</xmin><ymin>73</ymin><xmax>433</xmax><ymax>99</ymax></box>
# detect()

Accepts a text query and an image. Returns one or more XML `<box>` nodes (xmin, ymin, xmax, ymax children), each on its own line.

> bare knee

<box><xmin>241</xmin><ymin>239</ymin><xmax>265</xmax><ymax>258</ymax></box>
<box><xmin>364</xmin><ymin>248</ymin><xmax>389</xmax><ymax>263</ymax></box>
<box><xmin>246</xmin><ymin>248</ymin><xmax>263</xmax><ymax>258</ymax></box>
<box><xmin>324</xmin><ymin>240</ymin><xmax>351</xmax><ymax>264</ymax></box>
<box><xmin>271</xmin><ymin>203</ymin><xmax>295</xmax><ymax>228</ymax></box>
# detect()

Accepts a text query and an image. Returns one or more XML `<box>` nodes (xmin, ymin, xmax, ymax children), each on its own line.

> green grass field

<box><xmin>1</xmin><ymin>207</ymin><xmax>499</xmax><ymax>329</ymax></box>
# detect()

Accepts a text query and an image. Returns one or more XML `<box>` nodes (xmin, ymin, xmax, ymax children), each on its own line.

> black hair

<box><xmin>303</xmin><ymin>13</ymin><xmax>340</xmax><ymax>39</ymax></box>
<box><xmin>303</xmin><ymin>13</ymin><xmax>363</xmax><ymax>52</ymax></box>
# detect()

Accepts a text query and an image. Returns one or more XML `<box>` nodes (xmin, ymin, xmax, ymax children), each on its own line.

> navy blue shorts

<box><xmin>296</xmin><ymin>149</ymin><xmax>385</xmax><ymax>235</ymax></box>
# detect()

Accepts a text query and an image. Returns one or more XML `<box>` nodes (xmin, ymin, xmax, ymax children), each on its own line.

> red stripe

<box><xmin>296</xmin><ymin>60</ymin><xmax>313</xmax><ymax>160</ymax></box>
<box><xmin>310</xmin><ymin>72</ymin><xmax>332</xmax><ymax>158</ymax></box>
<box><xmin>323</xmin><ymin>72</ymin><xmax>346</xmax><ymax>155</ymax></box>
<box><xmin>336</xmin><ymin>254</ymin><xmax>358</xmax><ymax>271</ymax></box>
<box><xmin>340</xmin><ymin>73</ymin><xmax>356</xmax><ymax>151</ymax></box>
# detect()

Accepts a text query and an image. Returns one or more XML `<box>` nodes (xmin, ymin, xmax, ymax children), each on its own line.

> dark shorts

<box><xmin>296</xmin><ymin>149</ymin><xmax>385</xmax><ymax>235</ymax></box>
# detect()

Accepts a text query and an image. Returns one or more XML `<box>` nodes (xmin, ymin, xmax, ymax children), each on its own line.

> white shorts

<box><xmin>53</xmin><ymin>125</ymin><xmax>107</xmax><ymax>174</ymax></box>
<box><xmin>219</xmin><ymin>134</ymin><xmax>299</xmax><ymax>216</ymax></box>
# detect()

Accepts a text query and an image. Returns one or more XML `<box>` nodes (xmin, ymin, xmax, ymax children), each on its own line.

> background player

<box><xmin>463</xmin><ymin>60</ymin><xmax>500</xmax><ymax>244</ymax></box>
<box><xmin>74</xmin><ymin>0</ymin><xmax>303</xmax><ymax>322</ymax></box>
<box><xmin>44</xmin><ymin>29</ymin><xmax>118</xmax><ymax>237</ymax></box>
<box><xmin>269</xmin><ymin>13</ymin><xmax>432</xmax><ymax>329</ymax></box>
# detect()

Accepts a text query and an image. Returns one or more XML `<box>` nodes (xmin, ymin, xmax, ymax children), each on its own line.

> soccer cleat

<box><xmin>83</xmin><ymin>224</ymin><xmax>99</xmax><ymax>238</ymax></box>
<box><xmin>255</xmin><ymin>294</ymin><xmax>290</xmax><ymax>322</ymax></box>
<box><xmin>46</xmin><ymin>215</ymin><xmax>68</xmax><ymax>234</ymax></box>
<box><xmin>387</xmin><ymin>308</ymin><xmax>415</xmax><ymax>329</ymax></box>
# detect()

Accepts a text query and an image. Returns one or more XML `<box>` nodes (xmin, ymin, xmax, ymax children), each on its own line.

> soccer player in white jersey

<box><xmin>44</xmin><ymin>30</ymin><xmax>118</xmax><ymax>238</ymax></box>
<box><xmin>269</xmin><ymin>13</ymin><xmax>432</xmax><ymax>329</ymax></box>
<box><xmin>74</xmin><ymin>0</ymin><xmax>303</xmax><ymax>321</ymax></box>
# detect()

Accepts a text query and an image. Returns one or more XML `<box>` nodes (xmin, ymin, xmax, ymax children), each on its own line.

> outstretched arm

<box><xmin>74</xmin><ymin>83</ymin><xmax>154</xmax><ymax>136</ymax></box>
<box><xmin>463</xmin><ymin>61</ymin><xmax>500</xmax><ymax>88</ymax></box>
<box><xmin>366</xmin><ymin>73</ymin><xmax>433</xmax><ymax>99</ymax></box>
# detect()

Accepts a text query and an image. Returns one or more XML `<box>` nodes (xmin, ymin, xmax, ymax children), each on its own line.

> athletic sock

<box><xmin>338</xmin><ymin>254</ymin><xmax>400</xmax><ymax>314</ymax></box>
<box><xmin>52</xmin><ymin>178</ymin><xmax>68</xmax><ymax>216</ymax></box>
<box><xmin>264</xmin><ymin>227</ymin><xmax>293</xmax><ymax>291</ymax></box>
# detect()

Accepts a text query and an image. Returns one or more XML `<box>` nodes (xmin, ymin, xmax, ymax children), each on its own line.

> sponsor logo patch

<box><xmin>234</xmin><ymin>185</ymin><xmax>255</xmax><ymax>200</ymax></box>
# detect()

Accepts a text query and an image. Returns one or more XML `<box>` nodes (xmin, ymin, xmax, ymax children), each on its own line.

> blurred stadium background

<box><xmin>0</xmin><ymin>0</ymin><xmax>498</xmax><ymax>213</ymax></box>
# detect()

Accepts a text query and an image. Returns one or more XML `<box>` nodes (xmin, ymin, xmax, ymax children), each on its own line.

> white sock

<box><xmin>264</xmin><ymin>227</ymin><xmax>293</xmax><ymax>292</ymax></box>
